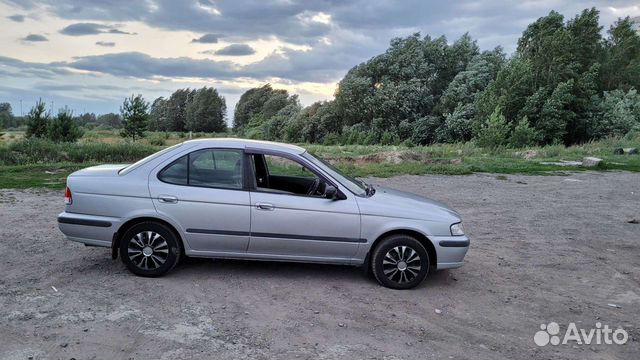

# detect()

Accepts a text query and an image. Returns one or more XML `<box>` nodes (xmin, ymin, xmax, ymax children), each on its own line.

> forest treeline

<box><xmin>229</xmin><ymin>9</ymin><xmax>640</xmax><ymax>147</ymax></box>
<box><xmin>4</xmin><ymin>8</ymin><xmax>639</xmax><ymax>147</ymax></box>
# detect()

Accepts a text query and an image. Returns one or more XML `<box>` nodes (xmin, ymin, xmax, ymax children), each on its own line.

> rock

<box><xmin>628</xmin><ymin>219</ymin><xmax>639</xmax><ymax>224</ymax></box>
<box><xmin>540</xmin><ymin>160</ymin><xmax>582</xmax><ymax>166</ymax></box>
<box><xmin>607</xmin><ymin>303</ymin><xmax>621</xmax><ymax>308</ymax></box>
<box><xmin>614</xmin><ymin>148</ymin><xmax>624</xmax><ymax>155</ymax></box>
<box><xmin>582</xmin><ymin>157</ymin><xmax>603</xmax><ymax>167</ymax></box>
<box><xmin>624</xmin><ymin>148</ymin><xmax>638</xmax><ymax>155</ymax></box>
<box><xmin>313</xmin><ymin>310</ymin><xmax>320</xmax><ymax>314</ymax></box>
<box><xmin>338</xmin><ymin>323</ymin><xmax>345</xmax><ymax>327</ymax></box>
<box><xmin>434</xmin><ymin>309</ymin><xmax>442</xmax><ymax>314</ymax></box>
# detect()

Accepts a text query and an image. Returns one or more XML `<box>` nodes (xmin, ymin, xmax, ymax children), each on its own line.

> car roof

<box><xmin>182</xmin><ymin>138</ymin><xmax>307</xmax><ymax>155</ymax></box>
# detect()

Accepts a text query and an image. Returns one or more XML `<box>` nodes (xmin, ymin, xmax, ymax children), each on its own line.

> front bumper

<box><xmin>431</xmin><ymin>235</ymin><xmax>470</xmax><ymax>270</ymax></box>
<box><xmin>58</xmin><ymin>212</ymin><xmax>121</xmax><ymax>248</ymax></box>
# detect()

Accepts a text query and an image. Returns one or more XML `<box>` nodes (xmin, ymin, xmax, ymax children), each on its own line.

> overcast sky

<box><xmin>1</xmin><ymin>0</ymin><xmax>639</xmax><ymax>121</ymax></box>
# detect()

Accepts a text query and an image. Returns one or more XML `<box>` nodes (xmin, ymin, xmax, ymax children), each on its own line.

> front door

<box><xmin>148</xmin><ymin>148</ymin><xmax>250</xmax><ymax>254</ymax></box>
<box><xmin>247</xmin><ymin>152</ymin><xmax>361</xmax><ymax>262</ymax></box>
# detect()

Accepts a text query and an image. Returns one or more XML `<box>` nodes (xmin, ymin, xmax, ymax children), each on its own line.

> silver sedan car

<box><xmin>58</xmin><ymin>139</ymin><xmax>469</xmax><ymax>289</ymax></box>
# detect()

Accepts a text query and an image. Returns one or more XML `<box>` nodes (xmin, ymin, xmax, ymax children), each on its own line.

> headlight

<box><xmin>450</xmin><ymin>222</ymin><xmax>464</xmax><ymax>236</ymax></box>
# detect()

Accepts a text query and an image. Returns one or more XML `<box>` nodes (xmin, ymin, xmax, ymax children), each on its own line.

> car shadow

<box><xmin>173</xmin><ymin>256</ymin><xmax>454</xmax><ymax>289</ymax></box>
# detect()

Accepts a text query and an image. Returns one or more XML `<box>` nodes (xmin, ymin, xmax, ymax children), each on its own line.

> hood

<box><xmin>358</xmin><ymin>185</ymin><xmax>461</xmax><ymax>223</ymax></box>
<box><xmin>70</xmin><ymin>164</ymin><xmax>130</xmax><ymax>177</ymax></box>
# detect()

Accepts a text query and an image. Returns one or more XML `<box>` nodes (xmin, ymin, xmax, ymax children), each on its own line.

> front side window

<box><xmin>264</xmin><ymin>155</ymin><xmax>316</xmax><ymax>178</ymax></box>
<box><xmin>252</xmin><ymin>153</ymin><xmax>329</xmax><ymax>196</ymax></box>
<box><xmin>158</xmin><ymin>149</ymin><xmax>243</xmax><ymax>189</ymax></box>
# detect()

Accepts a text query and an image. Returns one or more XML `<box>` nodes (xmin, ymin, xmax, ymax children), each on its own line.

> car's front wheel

<box><xmin>120</xmin><ymin>222</ymin><xmax>181</xmax><ymax>277</ymax></box>
<box><xmin>371</xmin><ymin>235</ymin><xmax>430</xmax><ymax>289</ymax></box>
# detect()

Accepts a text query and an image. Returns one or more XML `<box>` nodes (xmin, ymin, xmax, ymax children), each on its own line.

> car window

<box><xmin>252</xmin><ymin>154</ymin><xmax>326</xmax><ymax>196</ymax></box>
<box><xmin>158</xmin><ymin>149</ymin><xmax>243</xmax><ymax>189</ymax></box>
<box><xmin>157</xmin><ymin>155</ymin><xmax>188</xmax><ymax>185</ymax></box>
<box><xmin>265</xmin><ymin>155</ymin><xmax>316</xmax><ymax>178</ymax></box>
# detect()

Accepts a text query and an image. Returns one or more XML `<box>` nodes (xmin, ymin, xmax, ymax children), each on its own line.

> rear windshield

<box><xmin>119</xmin><ymin>143</ymin><xmax>183</xmax><ymax>175</ymax></box>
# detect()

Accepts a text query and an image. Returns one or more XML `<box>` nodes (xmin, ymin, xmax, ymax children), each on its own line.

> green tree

<box><xmin>594</xmin><ymin>89</ymin><xmax>640</xmax><ymax>137</ymax></box>
<box><xmin>185</xmin><ymin>87</ymin><xmax>227</xmax><ymax>132</ymax></box>
<box><xmin>437</xmin><ymin>103</ymin><xmax>475</xmax><ymax>143</ymax></box>
<box><xmin>234</xmin><ymin>84</ymin><xmax>289</xmax><ymax>131</ymax></box>
<box><xmin>165</xmin><ymin>89</ymin><xmax>195</xmax><ymax>131</ymax></box>
<box><xmin>538</xmin><ymin>80</ymin><xmax>574</xmax><ymax>144</ymax></box>
<box><xmin>97</xmin><ymin>113</ymin><xmax>121</xmax><ymax>128</ymax></box>
<box><xmin>437</xmin><ymin>48</ymin><xmax>505</xmax><ymax>115</ymax></box>
<box><xmin>48</xmin><ymin>107</ymin><xmax>83</xmax><ymax>142</ymax></box>
<box><xmin>120</xmin><ymin>94</ymin><xmax>149</xmax><ymax>142</ymax></box>
<box><xmin>335</xmin><ymin>33</ymin><xmax>479</xmax><ymax>132</ymax></box>
<box><xmin>509</xmin><ymin>116</ymin><xmax>539</xmax><ymax>148</ymax></box>
<box><xmin>601</xmin><ymin>17</ymin><xmax>640</xmax><ymax>91</ymax></box>
<box><xmin>25</xmin><ymin>99</ymin><xmax>50</xmax><ymax>138</ymax></box>
<box><xmin>475</xmin><ymin>106</ymin><xmax>510</xmax><ymax>149</ymax></box>
<box><xmin>0</xmin><ymin>103</ymin><xmax>13</xmax><ymax>129</ymax></box>
<box><xmin>148</xmin><ymin>97</ymin><xmax>168</xmax><ymax>131</ymax></box>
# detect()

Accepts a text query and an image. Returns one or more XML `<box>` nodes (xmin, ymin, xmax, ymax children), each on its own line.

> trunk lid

<box><xmin>70</xmin><ymin>164</ymin><xmax>130</xmax><ymax>177</ymax></box>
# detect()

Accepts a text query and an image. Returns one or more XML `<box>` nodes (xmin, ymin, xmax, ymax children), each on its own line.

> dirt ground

<box><xmin>1</xmin><ymin>171</ymin><xmax>639</xmax><ymax>359</ymax></box>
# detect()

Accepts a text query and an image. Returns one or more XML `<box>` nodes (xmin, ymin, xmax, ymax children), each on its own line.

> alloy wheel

<box><xmin>382</xmin><ymin>245</ymin><xmax>422</xmax><ymax>284</ymax></box>
<box><xmin>127</xmin><ymin>231</ymin><xmax>169</xmax><ymax>270</ymax></box>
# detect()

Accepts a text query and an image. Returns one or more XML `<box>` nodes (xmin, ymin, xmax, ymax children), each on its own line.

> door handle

<box><xmin>255</xmin><ymin>202</ymin><xmax>274</xmax><ymax>211</ymax></box>
<box><xmin>158</xmin><ymin>195</ymin><xmax>178</xmax><ymax>204</ymax></box>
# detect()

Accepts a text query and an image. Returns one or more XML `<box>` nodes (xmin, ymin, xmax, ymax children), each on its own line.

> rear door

<box><xmin>246</xmin><ymin>151</ymin><xmax>362</xmax><ymax>262</ymax></box>
<box><xmin>148</xmin><ymin>148</ymin><xmax>251</xmax><ymax>254</ymax></box>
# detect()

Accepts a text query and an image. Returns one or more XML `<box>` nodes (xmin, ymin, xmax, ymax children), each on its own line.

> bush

<box><xmin>147</xmin><ymin>133</ymin><xmax>166</xmax><ymax>146</ymax></box>
<box><xmin>322</xmin><ymin>132</ymin><xmax>340</xmax><ymax>145</ymax></box>
<box><xmin>380</xmin><ymin>130</ymin><xmax>399</xmax><ymax>145</ymax></box>
<box><xmin>475</xmin><ymin>106</ymin><xmax>510</xmax><ymax>149</ymax></box>
<box><xmin>509</xmin><ymin>116</ymin><xmax>539</xmax><ymax>148</ymax></box>
<box><xmin>47</xmin><ymin>109</ymin><xmax>83</xmax><ymax>143</ymax></box>
<box><xmin>411</xmin><ymin>116</ymin><xmax>442</xmax><ymax>145</ymax></box>
<box><xmin>363</xmin><ymin>131</ymin><xmax>379</xmax><ymax>145</ymax></box>
<box><xmin>0</xmin><ymin>139</ymin><xmax>158</xmax><ymax>165</ymax></box>
<box><xmin>402</xmin><ymin>139</ymin><xmax>416</xmax><ymax>148</ymax></box>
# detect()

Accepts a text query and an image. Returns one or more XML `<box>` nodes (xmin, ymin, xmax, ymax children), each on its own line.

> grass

<box><xmin>0</xmin><ymin>130</ymin><xmax>638</xmax><ymax>189</ymax></box>
<box><xmin>0</xmin><ymin>163</ymin><xmax>99</xmax><ymax>189</ymax></box>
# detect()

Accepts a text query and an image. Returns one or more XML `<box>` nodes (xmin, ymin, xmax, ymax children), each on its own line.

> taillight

<box><xmin>64</xmin><ymin>186</ymin><xmax>72</xmax><ymax>205</ymax></box>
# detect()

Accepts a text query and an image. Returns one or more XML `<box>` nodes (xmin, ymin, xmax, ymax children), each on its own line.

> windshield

<box><xmin>119</xmin><ymin>143</ymin><xmax>183</xmax><ymax>175</ymax></box>
<box><xmin>301</xmin><ymin>152</ymin><xmax>368</xmax><ymax>197</ymax></box>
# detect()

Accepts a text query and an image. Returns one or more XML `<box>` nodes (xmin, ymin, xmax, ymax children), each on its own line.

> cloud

<box><xmin>8</xmin><ymin>14</ymin><xmax>25</xmax><ymax>22</ymax></box>
<box><xmin>191</xmin><ymin>33</ymin><xmax>221</xmax><ymax>43</ymax></box>
<box><xmin>0</xmin><ymin>56</ymin><xmax>71</xmax><ymax>78</ymax></box>
<box><xmin>22</xmin><ymin>34</ymin><xmax>48</xmax><ymax>42</ymax></box>
<box><xmin>64</xmin><ymin>52</ymin><xmax>239</xmax><ymax>79</ymax></box>
<box><xmin>95</xmin><ymin>41</ymin><xmax>115</xmax><ymax>47</ymax></box>
<box><xmin>60</xmin><ymin>22</ymin><xmax>134</xmax><ymax>36</ymax></box>
<box><xmin>213</xmin><ymin>44</ymin><xmax>256</xmax><ymax>56</ymax></box>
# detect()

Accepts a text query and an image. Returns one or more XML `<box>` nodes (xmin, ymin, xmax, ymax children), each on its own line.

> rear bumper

<box><xmin>431</xmin><ymin>235</ymin><xmax>469</xmax><ymax>270</ymax></box>
<box><xmin>58</xmin><ymin>212</ymin><xmax>120</xmax><ymax>248</ymax></box>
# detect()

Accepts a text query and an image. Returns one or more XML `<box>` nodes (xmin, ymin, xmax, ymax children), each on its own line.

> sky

<box><xmin>1</xmin><ymin>0</ymin><xmax>639</xmax><ymax>122</ymax></box>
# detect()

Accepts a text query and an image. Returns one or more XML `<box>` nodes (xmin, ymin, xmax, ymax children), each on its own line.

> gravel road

<box><xmin>1</xmin><ymin>171</ymin><xmax>639</xmax><ymax>359</ymax></box>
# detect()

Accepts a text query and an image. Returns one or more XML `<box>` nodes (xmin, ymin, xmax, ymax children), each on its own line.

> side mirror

<box><xmin>324</xmin><ymin>184</ymin><xmax>338</xmax><ymax>199</ymax></box>
<box><xmin>324</xmin><ymin>184</ymin><xmax>346</xmax><ymax>200</ymax></box>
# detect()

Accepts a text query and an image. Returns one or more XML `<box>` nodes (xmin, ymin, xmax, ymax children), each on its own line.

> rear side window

<box><xmin>158</xmin><ymin>149</ymin><xmax>243</xmax><ymax>189</ymax></box>
<box><xmin>158</xmin><ymin>155</ymin><xmax>188</xmax><ymax>185</ymax></box>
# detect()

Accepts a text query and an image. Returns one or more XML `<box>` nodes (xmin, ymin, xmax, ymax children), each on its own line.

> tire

<box><xmin>371</xmin><ymin>234</ymin><xmax>430</xmax><ymax>289</ymax></box>
<box><xmin>119</xmin><ymin>222</ymin><xmax>181</xmax><ymax>277</ymax></box>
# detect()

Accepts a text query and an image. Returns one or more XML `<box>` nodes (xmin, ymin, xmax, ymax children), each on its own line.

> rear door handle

<box><xmin>255</xmin><ymin>202</ymin><xmax>274</xmax><ymax>211</ymax></box>
<box><xmin>158</xmin><ymin>195</ymin><xmax>178</xmax><ymax>204</ymax></box>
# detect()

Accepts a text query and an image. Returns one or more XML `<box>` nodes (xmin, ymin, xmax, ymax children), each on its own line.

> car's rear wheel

<box><xmin>120</xmin><ymin>222</ymin><xmax>181</xmax><ymax>277</ymax></box>
<box><xmin>371</xmin><ymin>234</ymin><xmax>429</xmax><ymax>289</ymax></box>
